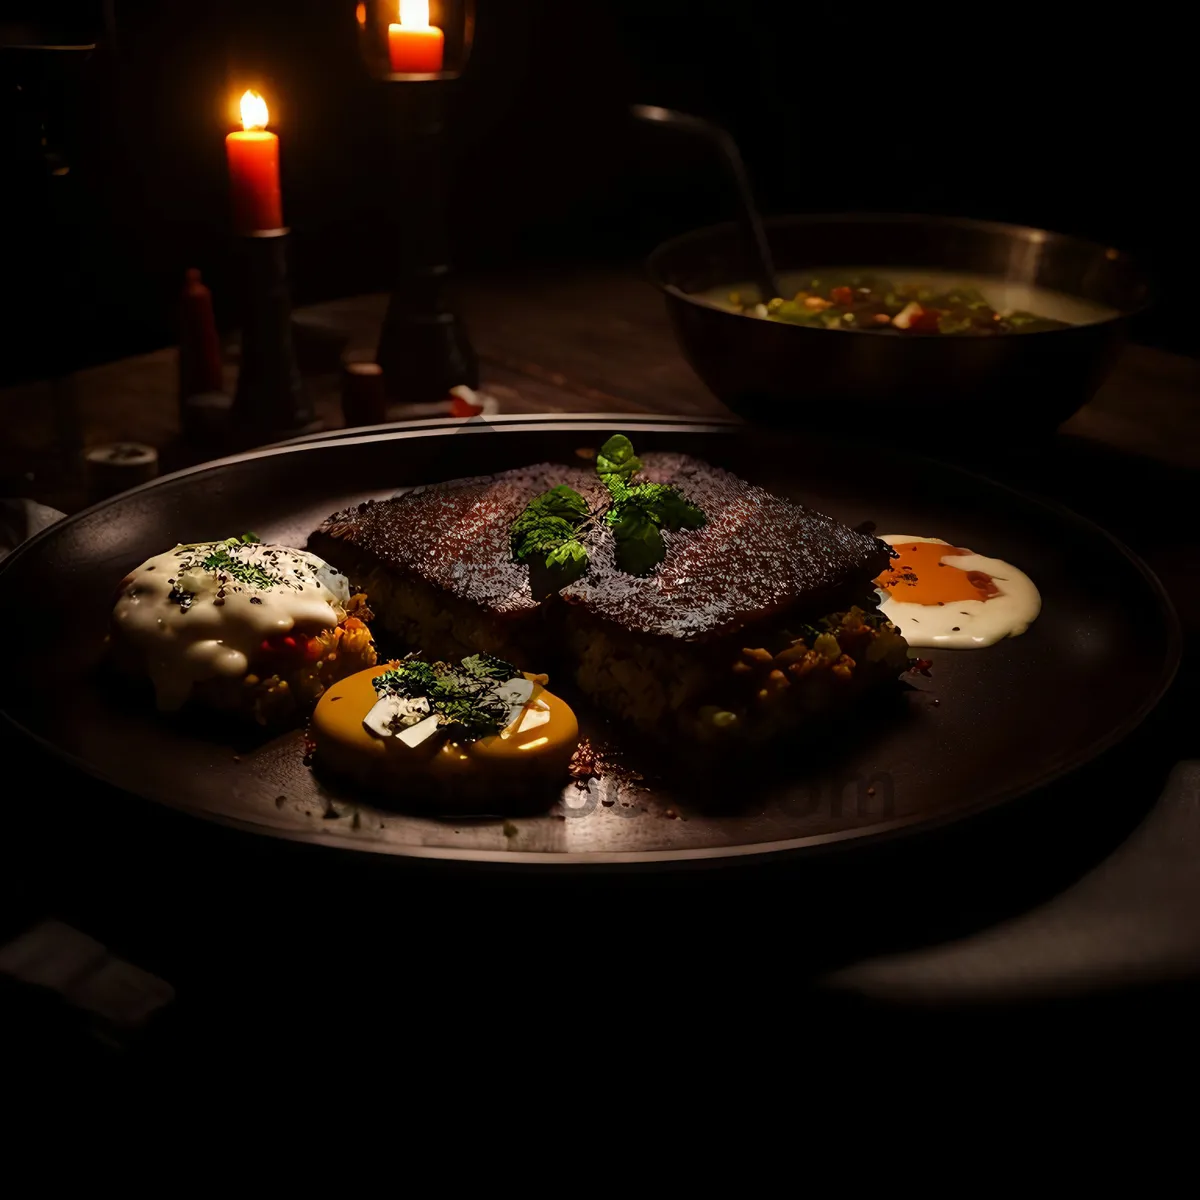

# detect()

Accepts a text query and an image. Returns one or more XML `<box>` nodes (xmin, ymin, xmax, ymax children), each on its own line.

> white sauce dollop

<box><xmin>875</xmin><ymin>534</ymin><xmax>1041</xmax><ymax>649</ymax></box>
<box><xmin>111</xmin><ymin>540</ymin><xmax>352</xmax><ymax>711</ymax></box>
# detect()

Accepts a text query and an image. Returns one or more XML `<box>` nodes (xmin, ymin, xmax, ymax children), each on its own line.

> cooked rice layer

<box><xmin>357</xmin><ymin>564</ymin><xmax>532</xmax><ymax>667</ymax></box>
<box><xmin>238</xmin><ymin>612</ymin><xmax>378</xmax><ymax>727</ymax></box>
<box><xmin>567</xmin><ymin>605</ymin><xmax>910</xmax><ymax>743</ymax></box>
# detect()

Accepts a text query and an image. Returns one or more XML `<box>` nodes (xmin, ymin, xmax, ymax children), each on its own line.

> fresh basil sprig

<box><xmin>603</xmin><ymin>469</ymin><xmax>706</xmax><ymax>576</ymax></box>
<box><xmin>510</xmin><ymin>435</ymin><xmax>707</xmax><ymax>590</ymax></box>
<box><xmin>509</xmin><ymin>484</ymin><xmax>591</xmax><ymax>593</ymax></box>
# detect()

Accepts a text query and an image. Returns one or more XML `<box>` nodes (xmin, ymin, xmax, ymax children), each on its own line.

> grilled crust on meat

<box><xmin>558</xmin><ymin>453</ymin><xmax>892</xmax><ymax>641</ymax></box>
<box><xmin>310</xmin><ymin>464</ymin><xmax>601</xmax><ymax>622</ymax></box>
<box><xmin>309</xmin><ymin>453</ymin><xmax>892</xmax><ymax>645</ymax></box>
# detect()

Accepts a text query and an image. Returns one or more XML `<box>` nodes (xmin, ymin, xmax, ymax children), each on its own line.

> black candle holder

<box><xmin>231</xmin><ymin>229</ymin><xmax>320</xmax><ymax>445</ymax></box>
<box><xmin>358</xmin><ymin>1</ymin><xmax>480</xmax><ymax>404</ymax></box>
<box><xmin>374</xmin><ymin>85</ymin><xmax>478</xmax><ymax>402</ymax></box>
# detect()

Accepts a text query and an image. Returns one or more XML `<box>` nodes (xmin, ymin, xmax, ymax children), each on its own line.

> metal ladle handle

<box><xmin>631</xmin><ymin>104</ymin><xmax>781</xmax><ymax>302</ymax></box>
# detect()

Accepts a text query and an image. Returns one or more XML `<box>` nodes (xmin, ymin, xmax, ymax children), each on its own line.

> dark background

<box><xmin>1</xmin><ymin>0</ymin><xmax>1193</xmax><ymax>386</ymax></box>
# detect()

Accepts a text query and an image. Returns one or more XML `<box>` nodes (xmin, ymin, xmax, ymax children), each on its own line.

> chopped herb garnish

<box><xmin>198</xmin><ymin>546</ymin><xmax>278</xmax><ymax>590</ymax></box>
<box><xmin>168</xmin><ymin>535</ymin><xmax>279</xmax><ymax>592</ymax></box>
<box><xmin>373</xmin><ymin>653</ymin><xmax>522</xmax><ymax>741</ymax></box>
<box><xmin>460</xmin><ymin>652</ymin><xmax>522</xmax><ymax>684</ymax></box>
<box><xmin>510</xmin><ymin>434</ymin><xmax>707</xmax><ymax>588</ymax></box>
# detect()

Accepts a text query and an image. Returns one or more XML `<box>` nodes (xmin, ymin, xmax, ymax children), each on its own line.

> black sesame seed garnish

<box><xmin>951</xmin><ymin>626</ymin><xmax>959</xmax><ymax>631</ymax></box>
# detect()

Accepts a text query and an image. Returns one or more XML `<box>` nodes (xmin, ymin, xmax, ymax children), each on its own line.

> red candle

<box><xmin>225</xmin><ymin>90</ymin><xmax>283</xmax><ymax>234</ymax></box>
<box><xmin>388</xmin><ymin>0</ymin><xmax>444</xmax><ymax>73</ymax></box>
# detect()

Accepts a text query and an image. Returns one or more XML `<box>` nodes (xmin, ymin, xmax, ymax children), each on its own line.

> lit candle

<box><xmin>225</xmin><ymin>90</ymin><xmax>283</xmax><ymax>235</ymax></box>
<box><xmin>388</xmin><ymin>0</ymin><xmax>444</xmax><ymax>73</ymax></box>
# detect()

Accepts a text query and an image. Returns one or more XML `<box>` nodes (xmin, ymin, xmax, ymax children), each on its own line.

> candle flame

<box><xmin>356</xmin><ymin>3</ymin><xmax>366</xmax><ymax>24</ymax></box>
<box><xmin>240</xmin><ymin>90</ymin><xmax>269</xmax><ymax>132</ymax></box>
<box><xmin>400</xmin><ymin>0</ymin><xmax>430</xmax><ymax>27</ymax></box>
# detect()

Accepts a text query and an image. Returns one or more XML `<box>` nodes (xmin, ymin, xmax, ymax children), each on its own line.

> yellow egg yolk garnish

<box><xmin>875</xmin><ymin>540</ymin><xmax>999</xmax><ymax>606</ymax></box>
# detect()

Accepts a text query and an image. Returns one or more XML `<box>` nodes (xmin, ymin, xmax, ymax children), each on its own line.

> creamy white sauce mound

<box><xmin>875</xmin><ymin>534</ymin><xmax>1042</xmax><ymax>649</ymax></box>
<box><xmin>111</xmin><ymin>540</ymin><xmax>352</xmax><ymax>710</ymax></box>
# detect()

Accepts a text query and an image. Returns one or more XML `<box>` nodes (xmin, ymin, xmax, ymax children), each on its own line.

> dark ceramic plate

<box><xmin>0</xmin><ymin>417</ymin><xmax>1180</xmax><ymax>866</ymax></box>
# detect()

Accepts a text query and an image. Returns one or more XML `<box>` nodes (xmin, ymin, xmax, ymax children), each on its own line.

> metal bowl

<box><xmin>648</xmin><ymin>213</ymin><xmax>1151</xmax><ymax>437</ymax></box>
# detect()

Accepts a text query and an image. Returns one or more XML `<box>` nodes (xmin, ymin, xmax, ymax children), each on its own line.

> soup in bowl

<box><xmin>649</xmin><ymin>214</ymin><xmax>1149</xmax><ymax>438</ymax></box>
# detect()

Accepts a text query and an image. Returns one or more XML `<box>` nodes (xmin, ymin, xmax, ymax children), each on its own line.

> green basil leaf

<box><xmin>512</xmin><ymin>514</ymin><xmax>577</xmax><ymax>561</ymax></box>
<box><xmin>529</xmin><ymin>484</ymin><xmax>588</xmax><ymax>522</ymax></box>
<box><xmin>597</xmin><ymin>435</ymin><xmax>643</xmax><ymax>486</ymax></box>
<box><xmin>606</xmin><ymin>486</ymin><xmax>661</xmax><ymax>529</ymax></box>
<box><xmin>650</xmin><ymin>488</ymin><xmax>707</xmax><ymax>531</ymax></box>
<box><xmin>612</xmin><ymin>509</ymin><xmax>665</xmax><ymax>576</ymax></box>
<box><xmin>544</xmin><ymin>538</ymin><xmax>589</xmax><ymax>587</ymax></box>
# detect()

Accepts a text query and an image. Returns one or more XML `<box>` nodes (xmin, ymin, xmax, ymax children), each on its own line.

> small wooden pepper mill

<box><xmin>340</xmin><ymin>361</ymin><xmax>389</xmax><ymax>428</ymax></box>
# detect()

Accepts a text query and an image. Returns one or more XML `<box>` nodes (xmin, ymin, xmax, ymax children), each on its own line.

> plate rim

<box><xmin>0</xmin><ymin>416</ymin><xmax>1183</xmax><ymax>866</ymax></box>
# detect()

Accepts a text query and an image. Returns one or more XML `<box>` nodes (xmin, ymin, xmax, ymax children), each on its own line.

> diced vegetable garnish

<box><xmin>727</xmin><ymin>274</ymin><xmax>1071</xmax><ymax>336</ymax></box>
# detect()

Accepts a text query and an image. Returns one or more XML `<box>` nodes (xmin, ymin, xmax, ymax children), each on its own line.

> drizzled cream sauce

<box><xmin>111</xmin><ymin>541</ymin><xmax>352</xmax><ymax>711</ymax></box>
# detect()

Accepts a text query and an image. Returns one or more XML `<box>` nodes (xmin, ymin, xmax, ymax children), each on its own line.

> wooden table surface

<box><xmin>4</xmin><ymin>265</ymin><xmax>1200</xmax><ymax>516</ymax></box>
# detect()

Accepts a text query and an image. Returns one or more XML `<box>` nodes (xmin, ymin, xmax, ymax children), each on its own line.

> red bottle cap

<box><xmin>179</xmin><ymin>268</ymin><xmax>224</xmax><ymax>397</ymax></box>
